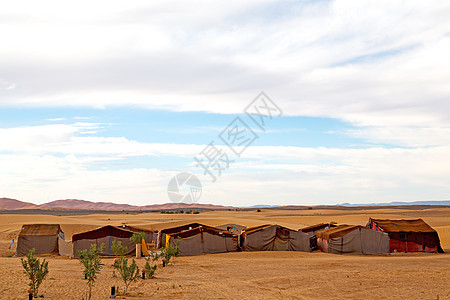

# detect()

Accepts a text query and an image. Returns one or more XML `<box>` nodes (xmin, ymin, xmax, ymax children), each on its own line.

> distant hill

<box><xmin>1</xmin><ymin>197</ymin><xmax>448</xmax><ymax>212</ymax></box>
<box><xmin>0</xmin><ymin>197</ymin><xmax>236</xmax><ymax>211</ymax></box>
<box><xmin>0</xmin><ymin>198</ymin><xmax>38</xmax><ymax>210</ymax></box>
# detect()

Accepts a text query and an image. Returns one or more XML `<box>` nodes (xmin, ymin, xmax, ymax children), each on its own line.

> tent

<box><xmin>16</xmin><ymin>224</ymin><xmax>63</xmax><ymax>256</ymax></box>
<box><xmin>367</xmin><ymin>218</ymin><xmax>444</xmax><ymax>253</ymax></box>
<box><xmin>316</xmin><ymin>225</ymin><xmax>389</xmax><ymax>255</ymax></box>
<box><xmin>167</xmin><ymin>225</ymin><xmax>238</xmax><ymax>256</ymax></box>
<box><xmin>300</xmin><ymin>223</ymin><xmax>335</xmax><ymax>251</ymax></box>
<box><xmin>156</xmin><ymin>223</ymin><xmax>206</xmax><ymax>248</ymax></box>
<box><xmin>215</xmin><ymin>223</ymin><xmax>247</xmax><ymax>234</ymax></box>
<box><xmin>72</xmin><ymin>225</ymin><xmax>135</xmax><ymax>257</ymax></box>
<box><xmin>242</xmin><ymin>225</ymin><xmax>310</xmax><ymax>252</ymax></box>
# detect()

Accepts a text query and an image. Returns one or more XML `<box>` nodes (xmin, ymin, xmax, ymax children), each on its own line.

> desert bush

<box><xmin>113</xmin><ymin>257</ymin><xmax>140</xmax><ymax>295</ymax></box>
<box><xmin>193</xmin><ymin>211</ymin><xmax>199</xmax><ymax>214</ymax></box>
<box><xmin>21</xmin><ymin>248</ymin><xmax>49</xmax><ymax>298</ymax></box>
<box><xmin>111</xmin><ymin>239</ymin><xmax>140</xmax><ymax>294</ymax></box>
<box><xmin>111</xmin><ymin>239</ymin><xmax>128</xmax><ymax>256</ymax></box>
<box><xmin>144</xmin><ymin>260</ymin><xmax>157</xmax><ymax>278</ymax></box>
<box><xmin>160</xmin><ymin>237</ymin><xmax>180</xmax><ymax>266</ymax></box>
<box><xmin>77</xmin><ymin>243</ymin><xmax>104</xmax><ymax>300</ymax></box>
<box><xmin>130</xmin><ymin>232</ymin><xmax>145</xmax><ymax>244</ymax></box>
<box><xmin>143</xmin><ymin>250</ymin><xmax>159</xmax><ymax>278</ymax></box>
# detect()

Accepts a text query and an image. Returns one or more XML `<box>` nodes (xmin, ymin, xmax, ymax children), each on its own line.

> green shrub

<box><xmin>193</xmin><ymin>211</ymin><xmax>199</xmax><ymax>214</ymax></box>
<box><xmin>113</xmin><ymin>257</ymin><xmax>140</xmax><ymax>295</ymax></box>
<box><xmin>130</xmin><ymin>232</ymin><xmax>145</xmax><ymax>244</ymax></box>
<box><xmin>143</xmin><ymin>250</ymin><xmax>159</xmax><ymax>278</ymax></box>
<box><xmin>111</xmin><ymin>240</ymin><xmax>128</xmax><ymax>257</ymax></box>
<box><xmin>77</xmin><ymin>243</ymin><xmax>104</xmax><ymax>300</ymax></box>
<box><xmin>160</xmin><ymin>237</ymin><xmax>180</xmax><ymax>266</ymax></box>
<box><xmin>21</xmin><ymin>248</ymin><xmax>49</xmax><ymax>298</ymax></box>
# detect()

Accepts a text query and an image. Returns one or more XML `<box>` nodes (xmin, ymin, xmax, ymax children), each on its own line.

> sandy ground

<box><xmin>0</xmin><ymin>208</ymin><xmax>449</xmax><ymax>299</ymax></box>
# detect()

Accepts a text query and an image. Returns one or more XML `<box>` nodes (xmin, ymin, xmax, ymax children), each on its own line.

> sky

<box><xmin>1</xmin><ymin>0</ymin><xmax>450</xmax><ymax>207</ymax></box>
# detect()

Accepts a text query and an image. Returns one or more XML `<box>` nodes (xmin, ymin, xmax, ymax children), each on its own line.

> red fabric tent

<box><xmin>366</xmin><ymin>218</ymin><xmax>444</xmax><ymax>253</ymax></box>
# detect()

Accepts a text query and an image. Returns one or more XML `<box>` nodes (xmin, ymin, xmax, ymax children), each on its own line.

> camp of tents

<box><xmin>15</xmin><ymin>218</ymin><xmax>444</xmax><ymax>257</ymax></box>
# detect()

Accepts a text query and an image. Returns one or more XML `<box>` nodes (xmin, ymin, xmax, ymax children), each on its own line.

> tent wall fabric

<box><xmin>316</xmin><ymin>225</ymin><xmax>389</xmax><ymax>255</ymax></box>
<box><xmin>243</xmin><ymin>225</ymin><xmax>310</xmax><ymax>252</ymax></box>
<box><xmin>72</xmin><ymin>225</ymin><xmax>135</xmax><ymax>257</ymax></box>
<box><xmin>168</xmin><ymin>226</ymin><xmax>238</xmax><ymax>256</ymax></box>
<box><xmin>156</xmin><ymin>223</ymin><xmax>211</xmax><ymax>248</ymax></box>
<box><xmin>367</xmin><ymin>218</ymin><xmax>444</xmax><ymax>253</ymax></box>
<box><xmin>16</xmin><ymin>224</ymin><xmax>62</xmax><ymax>256</ymax></box>
<box><xmin>58</xmin><ymin>237</ymin><xmax>73</xmax><ymax>257</ymax></box>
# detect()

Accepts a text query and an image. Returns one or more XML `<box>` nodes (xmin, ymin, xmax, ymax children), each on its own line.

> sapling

<box><xmin>160</xmin><ymin>237</ymin><xmax>180</xmax><ymax>266</ymax></box>
<box><xmin>112</xmin><ymin>239</ymin><xmax>140</xmax><ymax>295</ymax></box>
<box><xmin>77</xmin><ymin>243</ymin><xmax>104</xmax><ymax>300</ymax></box>
<box><xmin>143</xmin><ymin>250</ymin><xmax>159</xmax><ymax>278</ymax></box>
<box><xmin>111</xmin><ymin>239</ymin><xmax>128</xmax><ymax>257</ymax></box>
<box><xmin>21</xmin><ymin>248</ymin><xmax>49</xmax><ymax>298</ymax></box>
<box><xmin>130</xmin><ymin>232</ymin><xmax>145</xmax><ymax>244</ymax></box>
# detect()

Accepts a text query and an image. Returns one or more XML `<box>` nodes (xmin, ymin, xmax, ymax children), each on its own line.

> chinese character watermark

<box><xmin>167</xmin><ymin>92</ymin><xmax>282</xmax><ymax>203</ymax></box>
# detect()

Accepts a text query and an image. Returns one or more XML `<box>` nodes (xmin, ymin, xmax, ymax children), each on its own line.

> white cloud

<box><xmin>1</xmin><ymin>122</ymin><xmax>449</xmax><ymax>205</ymax></box>
<box><xmin>1</xmin><ymin>0</ymin><xmax>449</xmax><ymax>130</ymax></box>
<box><xmin>1</xmin><ymin>1</ymin><xmax>450</xmax><ymax>205</ymax></box>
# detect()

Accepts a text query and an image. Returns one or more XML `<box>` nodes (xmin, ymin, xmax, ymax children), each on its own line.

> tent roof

<box><xmin>244</xmin><ymin>224</ymin><xmax>299</xmax><ymax>235</ymax></box>
<box><xmin>316</xmin><ymin>225</ymin><xmax>364</xmax><ymax>240</ymax></box>
<box><xmin>159</xmin><ymin>223</ymin><xmax>210</xmax><ymax>234</ymax></box>
<box><xmin>169</xmin><ymin>226</ymin><xmax>236</xmax><ymax>239</ymax></box>
<box><xmin>73</xmin><ymin>225</ymin><xmax>135</xmax><ymax>242</ymax></box>
<box><xmin>369</xmin><ymin>218</ymin><xmax>436</xmax><ymax>233</ymax></box>
<box><xmin>120</xmin><ymin>225</ymin><xmax>154</xmax><ymax>234</ymax></box>
<box><xmin>299</xmin><ymin>223</ymin><xmax>331</xmax><ymax>233</ymax></box>
<box><xmin>19</xmin><ymin>224</ymin><xmax>61</xmax><ymax>236</ymax></box>
<box><xmin>243</xmin><ymin>224</ymin><xmax>273</xmax><ymax>235</ymax></box>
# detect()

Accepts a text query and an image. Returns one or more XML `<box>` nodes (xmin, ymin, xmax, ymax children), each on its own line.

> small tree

<box><xmin>130</xmin><ymin>232</ymin><xmax>145</xmax><ymax>244</ymax></box>
<box><xmin>144</xmin><ymin>251</ymin><xmax>159</xmax><ymax>278</ymax></box>
<box><xmin>160</xmin><ymin>237</ymin><xmax>180</xmax><ymax>266</ymax></box>
<box><xmin>111</xmin><ymin>239</ymin><xmax>128</xmax><ymax>257</ymax></box>
<box><xmin>21</xmin><ymin>248</ymin><xmax>49</xmax><ymax>298</ymax></box>
<box><xmin>77</xmin><ymin>243</ymin><xmax>105</xmax><ymax>300</ymax></box>
<box><xmin>112</xmin><ymin>240</ymin><xmax>140</xmax><ymax>295</ymax></box>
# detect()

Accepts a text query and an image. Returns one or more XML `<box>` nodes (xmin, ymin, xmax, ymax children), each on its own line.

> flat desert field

<box><xmin>0</xmin><ymin>207</ymin><xmax>449</xmax><ymax>299</ymax></box>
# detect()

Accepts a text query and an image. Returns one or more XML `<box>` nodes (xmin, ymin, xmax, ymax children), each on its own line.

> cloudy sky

<box><xmin>1</xmin><ymin>0</ymin><xmax>450</xmax><ymax>206</ymax></box>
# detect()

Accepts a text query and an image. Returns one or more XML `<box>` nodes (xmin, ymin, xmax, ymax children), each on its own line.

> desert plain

<box><xmin>0</xmin><ymin>207</ymin><xmax>449</xmax><ymax>300</ymax></box>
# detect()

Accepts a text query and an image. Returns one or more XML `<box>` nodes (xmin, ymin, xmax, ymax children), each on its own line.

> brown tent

<box><xmin>16</xmin><ymin>224</ymin><xmax>63</xmax><ymax>256</ymax></box>
<box><xmin>316</xmin><ymin>225</ymin><xmax>389</xmax><ymax>255</ymax></box>
<box><xmin>72</xmin><ymin>225</ymin><xmax>135</xmax><ymax>257</ymax></box>
<box><xmin>156</xmin><ymin>223</ymin><xmax>206</xmax><ymax>248</ymax></box>
<box><xmin>300</xmin><ymin>223</ymin><xmax>336</xmax><ymax>251</ymax></box>
<box><xmin>167</xmin><ymin>226</ymin><xmax>238</xmax><ymax>256</ymax></box>
<box><xmin>367</xmin><ymin>218</ymin><xmax>444</xmax><ymax>253</ymax></box>
<box><xmin>215</xmin><ymin>223</ymin><xmax>247</xmax><ymax>234</ymax></box>
<box><xmin>242</xmin><ymin>225</ymin><xmax>310</xmax><ymax>252</ymax></box>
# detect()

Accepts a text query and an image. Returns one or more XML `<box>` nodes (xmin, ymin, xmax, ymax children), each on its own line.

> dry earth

<box><xmin>0</xmin><ymin>208</ymin><xmax>449</xmax><ymax>299</ymax></box>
